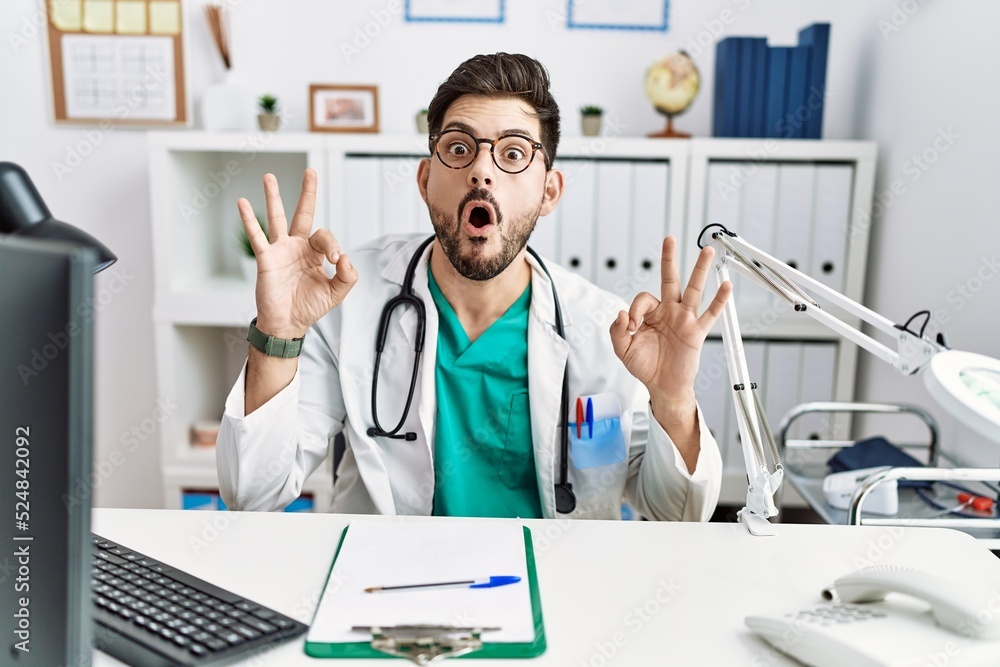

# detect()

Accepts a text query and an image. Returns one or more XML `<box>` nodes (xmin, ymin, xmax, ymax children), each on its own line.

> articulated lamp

<box><xmin>700</xmin><ymin>224</ymin><xmax>1000</xmax><ymax>536</ymax></box>
<box><xmin>0</xmin><ymin>162</ymin><xmax>116</xmax><ymax>272</ymax></box>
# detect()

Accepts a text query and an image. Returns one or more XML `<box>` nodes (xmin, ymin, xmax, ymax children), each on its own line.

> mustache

<box><xmin>456</xmin><ymin>188</ymin><xmax>503</xmax><ymax>226</ymax></box>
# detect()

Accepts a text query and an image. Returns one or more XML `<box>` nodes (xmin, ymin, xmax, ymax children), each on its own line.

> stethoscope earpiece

<box><xmin>369</xmin><ymin>236</ymin><xmax>577</xmax><ymax>514</ymax></box>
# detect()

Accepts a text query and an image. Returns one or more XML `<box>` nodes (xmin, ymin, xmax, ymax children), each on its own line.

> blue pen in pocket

<box><xmin>568</xmin><ymin>393</ymin><xmax>627</xmax><ymax>469</ymax></box>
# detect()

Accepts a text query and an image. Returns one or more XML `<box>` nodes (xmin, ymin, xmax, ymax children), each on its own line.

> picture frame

<box><xmin>567</xmin><ymin>0</ymin><xmax>669</xmax><ymax>32</ymax></box>
<box><xmin>44</xmin><ymin>0</ymin><xmax>190</xmax><ymax>125</ymax></box>
<box><xmin>309</xmin><ymin>84</ymin><xmax>379</xmax><ymax>133</ymax></box>
<box><xmin>405</xmin><ymin>0</ymin><xmax>505</xmax><ymax>23</ymax></box>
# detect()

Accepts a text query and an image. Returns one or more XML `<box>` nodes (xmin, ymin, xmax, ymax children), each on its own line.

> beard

<box><xmin>428</xmin><ymin>188</ymin><xmax>541</xmax><ymax>281</ymax></box>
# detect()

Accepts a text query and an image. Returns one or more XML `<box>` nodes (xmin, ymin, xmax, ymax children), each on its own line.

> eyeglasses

<box><xmin>429</xmin><ymin>129</ymin><xmax>547</xmax><ymax>174</ymax></box>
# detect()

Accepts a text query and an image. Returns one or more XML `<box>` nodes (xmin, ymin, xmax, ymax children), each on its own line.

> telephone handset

<box><xmin>822</xmin><ymin>566</ymin><xmax>1000</xmax><ymax>639</ymax></box>
<box><xmin>746</xmin><ymin>565</ymin><xmax>1000</xmax><ymax>667</ymax></box>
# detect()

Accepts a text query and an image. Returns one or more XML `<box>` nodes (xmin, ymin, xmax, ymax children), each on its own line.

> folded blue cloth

<box><xmin>827</xmin><ymin>436</ymin><xmax>931</xmax><ymax>488</ymax></box>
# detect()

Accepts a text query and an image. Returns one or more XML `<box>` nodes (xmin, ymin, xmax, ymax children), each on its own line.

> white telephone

<box><xmin>746</xmin><ymin>565</ymin><xmax>1000</xmax><ymax>666</ymax></box>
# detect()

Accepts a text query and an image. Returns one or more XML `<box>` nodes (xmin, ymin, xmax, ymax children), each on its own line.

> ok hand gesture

<box><xmin>610</xmin><ymin>236</ymin><xmax>731</xmax><ymax>411</ymax></box>
<box><xmin>239</xmin><ymin>169</ymin><xmax>358</xmax><ymax>340</ymax></box>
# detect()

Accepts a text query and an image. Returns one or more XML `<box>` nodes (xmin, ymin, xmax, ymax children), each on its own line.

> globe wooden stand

<box><xmin>648</xmin><ymin>112</ymin><xmax>690</xmax><ymax>139</ymax></box>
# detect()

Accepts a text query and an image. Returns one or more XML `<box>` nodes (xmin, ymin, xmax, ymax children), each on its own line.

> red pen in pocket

<box><xmin>575</xmin><ymin>397</ymin><xmax>583</xmax><ymax>439</ymax></box>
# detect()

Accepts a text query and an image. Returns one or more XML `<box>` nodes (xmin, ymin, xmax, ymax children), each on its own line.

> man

<box><xmin>217</xmin><ymin>53</ymin><xmax>731</xmax><ymax>520</ymax></box>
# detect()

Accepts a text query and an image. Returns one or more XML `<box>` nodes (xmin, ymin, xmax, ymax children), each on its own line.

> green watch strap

<box><xmin>247</xmin><ymin>317</ymin><xmax>304</xmax><ymax>358</ymax></box>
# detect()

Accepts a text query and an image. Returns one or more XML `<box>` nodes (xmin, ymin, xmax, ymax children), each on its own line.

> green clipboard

<box><xmin>304</xmin><ymin>525</ymin><xmax>546</xmax><ymax>660</ymax></box>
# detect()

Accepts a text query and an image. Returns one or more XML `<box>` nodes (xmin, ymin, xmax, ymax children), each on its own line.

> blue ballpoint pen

<box><xmin>585</xmin><ymin>397</ymin><xmax>594</xmax><ymax>439</ymax></box>
<box><xmin>364</xmin><ymin>576</ymin><xmax>521</xmax><ymax>593</ymax></box>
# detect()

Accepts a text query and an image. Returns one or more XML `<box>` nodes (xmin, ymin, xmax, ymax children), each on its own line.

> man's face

<box><xmin>418</xmin><ymin>95</ymin><xmax>559</xmax><ymax>281</ymax></box>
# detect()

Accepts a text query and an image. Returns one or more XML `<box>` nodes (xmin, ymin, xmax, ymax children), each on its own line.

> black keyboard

<box><xmin>90</xmin><ymin>533</ymin><xmax>308</xmax><ymax>666</ymax></box>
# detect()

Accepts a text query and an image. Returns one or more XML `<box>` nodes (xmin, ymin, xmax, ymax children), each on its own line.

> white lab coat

<box><xmin>217</xmin><ymin>234</ymin><xmax>722</xmax><ymax>520</ymax></box>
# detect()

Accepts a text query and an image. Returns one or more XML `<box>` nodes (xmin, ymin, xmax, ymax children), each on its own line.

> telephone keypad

<box><xmin>784</xmin><ymin>604</ymin><xmax>888</xmax><ymax>626</ymax></box>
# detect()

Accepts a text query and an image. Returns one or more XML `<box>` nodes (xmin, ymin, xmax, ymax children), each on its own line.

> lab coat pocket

<box><xmin>568</xmin><ymin>393</ymin><xmax>627</xmax><ymax>469</ymax></box>
<box><xmin>499</xmin><ymin>393</ymin><xmax>535</xmax><ymax>490</ymax></box>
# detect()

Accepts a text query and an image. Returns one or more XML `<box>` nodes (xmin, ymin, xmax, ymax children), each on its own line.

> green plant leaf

<box><xmin>258</xmin><ymin>94</ymin><xmax>278</xmax><ymax>113</ymax></box>
<box><xmin>236</xmin><ymin>214</ymin><xmax>268</xmax><ymax>257</ymax></box>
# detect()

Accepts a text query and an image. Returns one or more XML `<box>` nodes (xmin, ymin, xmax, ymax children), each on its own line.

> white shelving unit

<box><xmin>147</xmin><ymin>132</ymin><xmax>876</xmax><ymax>511</ymax></box>
<box><xmin>685</xmin><ymin>139</ymin><xmax>877</xmax><ymax>504</ymax></box>
<box><xmin>148</xmin><ymin>132</ymin><xmax>333</xmax><ymax>509</ymax></box>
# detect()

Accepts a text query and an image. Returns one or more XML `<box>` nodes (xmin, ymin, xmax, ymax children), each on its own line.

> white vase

<box><xmin>201</xmin><ymin>70</ymin><xmax>255</xmax><ymax>131</ymax></box>
<box><xmin>258</xmin><ymin>113</ymin><xmax>281</xmax><ymax>132</ymax></box>
<box><xmin>581</xmin><ymin>115</ymin><xmax>602</xmax><ymax>137</ymax></box>
<box><xmin>415</xmin><ymin>112</ymin><xmax>429</xmax><ymax>134</ymax></box>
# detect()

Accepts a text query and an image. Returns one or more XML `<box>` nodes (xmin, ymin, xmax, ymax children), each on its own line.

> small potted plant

<box><xmin>237</xmin><ymin>214</ymin><xmax>267</xmax><ymax>280</ymax></box>
<box><xmin>415</xmin><ymin>108</ymin><xmax>429</xmax><ymax>134</ymax></box>
<box><xmin>580</xmin><ymin>105</ymin><xmax>603</xmax><ymax>137</ymax></box>
<box><xmin>257</xmin><ymin>94</ymin><xmax>280</xmax><ymax>132</ymax></box>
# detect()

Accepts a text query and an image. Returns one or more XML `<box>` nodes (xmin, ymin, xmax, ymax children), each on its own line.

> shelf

<box><xmin>154</xmin><ymin>324</ymin><xmax>249</xmax><ymax>467</ymax></box>
<box><xmin>147</xmin><ymin>132</ymin><xmax>877</xmax><ymax>161</ymax></box>
<box><xmin>689</xmin><ymin>137</ymin><xmax>878</xmax><ymax>162</ymax></box>
<box><xmin>153</xmin><ymin>280</ymin><xmax>256</xmax><ymax>326</ymax></box>
<box><xmin>785</xmin><ymin>465</ymin><xmax>1000</xmax><ymax>550</ymax></box>
<box><xmin>148</xmin><ymin>131</ymin><xmax>326</xmax><ymax>152</ymax></box>
<box><xmin>149</xmin><ymin>145</ymin><xmax>324</xmax><ymax>305</ymax></box>
<box><xmin>556</xmin><ymin>136</ymin><xmax>689</xmax><ymax>160</ymax></box>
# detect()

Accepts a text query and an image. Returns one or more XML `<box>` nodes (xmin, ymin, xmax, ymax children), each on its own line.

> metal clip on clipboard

<box><xmin>352</xmin><ymin>624</ymin><xmax>502</xmax><ymax>665</ymax></box>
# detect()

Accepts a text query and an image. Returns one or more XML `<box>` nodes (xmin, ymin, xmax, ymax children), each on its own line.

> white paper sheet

<box><xmin>406</xmin><ymin>0</ymin><xmax>503</xmax><ymax>21</ymax></box>
<box><xmin>569</xmin><ymin>0</ymin><xmax>667</xmax><ymax>29</ymax></box>
<box><xmin>60</xmin><ymin>34</ymin><xmax>176</xmax><ymax>120</ymax></box>
<box><xmin>306</xmin><ymin>520</ymin><xmax>535</xmax><ymax>644</ymax></box>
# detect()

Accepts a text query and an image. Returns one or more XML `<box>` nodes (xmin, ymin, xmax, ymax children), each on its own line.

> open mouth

<box><xmin>462</xmin><ymin>200</ymin><xmax>497</xmax><ymax>236</ymax></box>
<box><xmin>469</xmin><ymin>205</ymin><xmax>491</xmax><ymax>228</ymax></box>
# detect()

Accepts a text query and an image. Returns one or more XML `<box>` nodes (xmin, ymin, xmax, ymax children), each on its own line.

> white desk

<box><xmin>91</xmin><ymin>509</ymin><xmax>1000</xmax><ymax>666</ymax></box>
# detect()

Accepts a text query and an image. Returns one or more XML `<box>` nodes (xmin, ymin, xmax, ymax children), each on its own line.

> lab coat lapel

<box><xmin>339</xmin><ymin>236</ymin><xmax>437</xmax><ymax>516</ymax></box>
<box><xmin>400</xmin><ymin>258</ymin><xmax>438</xmax><ymax>494</ymax></box>
<box><xmin>386</xmin><ymin>238</ymin><xmax>438</xmax><ymax>514</ymax></box>
<box><xmin>338</xmin><ymin>282</ymin><xmax>397</xmax><ymax>515</ymax></box>
<box><xmin>525</xmin><ymin>254</ymin><xmax>570</xmax><ymax>519</ymax></box>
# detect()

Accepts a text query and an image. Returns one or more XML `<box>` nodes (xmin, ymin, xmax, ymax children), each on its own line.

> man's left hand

<box><xmin>610</xmin><ymin>236</ymin><xmax>732</xmax><ymax>416</ymax></box>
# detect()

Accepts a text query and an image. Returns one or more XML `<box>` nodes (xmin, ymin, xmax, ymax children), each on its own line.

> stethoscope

<box><xmin>366</xmin><ymin>235</ymin><xmax>577</xmax><ymax>513</ymax></box>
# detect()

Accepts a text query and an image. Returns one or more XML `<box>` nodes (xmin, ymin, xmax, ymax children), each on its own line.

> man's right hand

<box><xmin>240</xmin><ymin>169</ymin><xmax>357</xmax><ymax>415</ymax></box>
<box><xmin>239</xmin><ymin>169</ymin><xmax>358</xmax><ymax>340</ymax></box>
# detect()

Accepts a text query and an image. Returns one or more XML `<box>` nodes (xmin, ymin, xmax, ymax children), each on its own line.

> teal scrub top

<box><xmin>428</xmin><ymin>267</ymin><xmax>542</xmax><ymax>518</ymax></box>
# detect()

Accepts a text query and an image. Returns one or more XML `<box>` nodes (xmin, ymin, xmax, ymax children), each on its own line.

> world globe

<box><xmin>644</xmin><ymin>51</ymin><xmax>700</xmax><ymax>138</ymax></box>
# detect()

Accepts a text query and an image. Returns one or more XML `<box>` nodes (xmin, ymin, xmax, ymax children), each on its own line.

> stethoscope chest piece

<box><xmin>555</xmin><ymin>482</ymin><xmax>576</xmax><ymax>514</ymax></box>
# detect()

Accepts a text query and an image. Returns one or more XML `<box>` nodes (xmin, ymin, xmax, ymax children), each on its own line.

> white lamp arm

<box><xmin>699</xmin><ymin>224</ymin><xmax>948</xmax><ymax>536</ymax></box>
<box><xmin>705</xmin><ymin>225</ymin><xmax>945</xmax><ymax>375</ymax></box>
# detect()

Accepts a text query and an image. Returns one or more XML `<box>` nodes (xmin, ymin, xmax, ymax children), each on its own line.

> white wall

<box><xmin>2</xmin><ymin>0</ymin><xmax>997</xmax><ymax>508</ymax></box>
<box><xmin>840</xmin><ymin>0</ymin><xmax>1000</xmax><ymax>466</ymax></box>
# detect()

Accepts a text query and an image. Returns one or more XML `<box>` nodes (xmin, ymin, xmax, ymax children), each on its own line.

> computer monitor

<box><xmin>1</xmin><ymin>235</ymin><xmax>95</xmax><ymax>665</ymax></box>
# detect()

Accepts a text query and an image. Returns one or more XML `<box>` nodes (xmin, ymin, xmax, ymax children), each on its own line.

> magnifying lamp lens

<box><xmin>960</xmin><ymin>368</ymin><xmax>1000</xmax><ymax>410</ymax></box>
<box><xmin>924</xmin><ymin>350</ymin><xmax>1000</xmax><ymax>445</ymax></box>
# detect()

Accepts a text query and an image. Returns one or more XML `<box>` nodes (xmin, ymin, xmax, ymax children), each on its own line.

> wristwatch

<box><xmin>246</xmin><ymin>317</ymin><xmax>304</xmax><ymax>358</ymax></box>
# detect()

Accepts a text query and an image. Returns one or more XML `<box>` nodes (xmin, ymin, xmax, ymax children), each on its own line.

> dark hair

<box><xmin>427</xmin><ymin>53</ymin><xmax>560</xmax><ymax>168</ymax></box>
